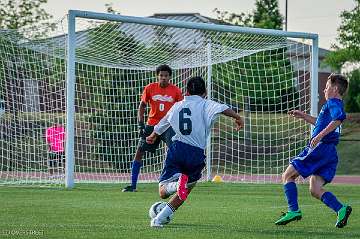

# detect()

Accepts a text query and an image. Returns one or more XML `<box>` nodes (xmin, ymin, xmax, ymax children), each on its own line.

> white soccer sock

<box><xmin>164</xmin><ymin>182</ymin><xmax>178</xmax><ymax>196</ymax></box>
<box><xmin>155</xmin><ymin>204</ymin><xmax>174</xmax><ymax>224</ymax></box>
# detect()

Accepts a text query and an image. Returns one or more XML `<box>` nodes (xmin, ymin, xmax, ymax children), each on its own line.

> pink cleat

<box><xmin>177</xmin><ymin>174</ymin><xmax>189</xmax><ymax>201</ymax></box>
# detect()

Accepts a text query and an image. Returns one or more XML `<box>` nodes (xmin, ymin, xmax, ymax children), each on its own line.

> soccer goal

<box><xmin>0</xmin><ymin>10</ymin><xmax>318</xmax><ymax>187</ymax></box>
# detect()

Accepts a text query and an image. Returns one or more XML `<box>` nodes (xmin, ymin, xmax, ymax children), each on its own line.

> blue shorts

<box><xmin>159</xmin><ymin>141</ymin><xmax>206</xmax><ymax>184</ymax></box>
<box><xmin>290</xmin><ymin>143</ymin><xmax>338</xmax><ymax>183</ymax></box>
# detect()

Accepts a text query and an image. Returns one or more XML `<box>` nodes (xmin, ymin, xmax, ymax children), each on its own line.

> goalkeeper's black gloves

<box><xmin>138</xmin><ymin>121</ymin><xmax>145</xmax><ymax>137</ymax></box>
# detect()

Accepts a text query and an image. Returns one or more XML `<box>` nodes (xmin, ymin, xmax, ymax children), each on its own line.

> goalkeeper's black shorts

<box><xmin>138</xmin><ymin>125</ymin><xmax>175</xmax><ymax>153</ymax></box>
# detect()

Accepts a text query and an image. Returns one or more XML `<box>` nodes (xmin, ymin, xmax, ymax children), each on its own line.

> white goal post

<box><xmin>0</xmin><ymin>10</ymin><xmax>318</xmax><ymax>188</ymax></box>
<box><xmin>65</xmin><ymin>10</ymin><xmax>318</xmax><ymax>188</ymax></box>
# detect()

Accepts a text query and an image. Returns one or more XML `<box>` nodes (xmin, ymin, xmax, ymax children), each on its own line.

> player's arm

<box><xmin>310</xmin><ymin>100</ymin><xmax>346</xmax><ymax>148</ymax></box>
<box><xmin>288</xmin><ymin>110</ymin><xmax>316</xmax><ymax>125</ymax></box>
<box><xmin>138</xmin><ymin>101</ymin><xmax>147</xmax><ymax>123</ymax></box>
<box><xmin>146</xmin><ymin>117</ymin><xmax>170</xmax><ymax>144</ymax></box>
<box><xmin>146</xmin><ymin>106</ymin><xmax>174</xmax><ymax>144</ymax></box>
<box><xmin>137</xmin><ymin>101</ymin><xmax>147</xmax><ymax>136</ymax></box>
<box><xmin>310</xmin><ymin>120</ymin><xmax>342</xmax><ymax>148</ymax></box>
<box><xmin>138</xmin><ymin>84</ymin><xmax>150</xmax><ymax>131</ymax></box>
<box><xmin>222</xmin><ymin>108</ymin><xmax>244</xmax><ymax>131</ymax></box>
<box><xmin>146</xmin><ymin>132</ymin><xmax>159</xmax><ymax>144</ymax></box>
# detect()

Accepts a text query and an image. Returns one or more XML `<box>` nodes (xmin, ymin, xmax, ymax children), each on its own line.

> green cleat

<box><xmin>335</xmin><ymin>205</ymin><xmax>352</xmax><ymax>228</ymax></box>
<box><xmin>275</xmin><ymin>210</ymin><xmax>302</xmax><ymax>225</ymax></box>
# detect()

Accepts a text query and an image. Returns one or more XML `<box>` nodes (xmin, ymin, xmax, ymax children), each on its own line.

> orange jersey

<box><xmin>141</xmin><ymin>82</ymin><xmax>183</xmax><ymax>125</ymax></box>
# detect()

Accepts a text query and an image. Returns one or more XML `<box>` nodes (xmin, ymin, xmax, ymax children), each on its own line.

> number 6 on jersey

<box><xmin>179</xmin><ymin>108</ymin><xmax>192</xmax><ymax>135</ymax></box>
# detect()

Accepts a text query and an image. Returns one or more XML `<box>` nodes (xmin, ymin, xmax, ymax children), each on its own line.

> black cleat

<box><xmin>122</xmin><ymin>185</ymin><xmax>137</xmax><ymax>192</ymax></box>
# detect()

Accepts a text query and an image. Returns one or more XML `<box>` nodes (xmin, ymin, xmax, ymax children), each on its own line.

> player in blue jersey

<box><xmin>275</xmin><ymin>74</ymin><xmax>352</xmax><ymax>228</ymax></box>
<box><xmin>146</xmin><ymin>76</ymin><xmax>244</xmax><ymax>227</ymax></box>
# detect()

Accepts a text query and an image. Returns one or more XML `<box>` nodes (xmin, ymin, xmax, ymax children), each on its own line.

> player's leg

<box><xmin>48</xmin><ymin>152</ymin><xmax>55</xmax><ymax>175</ymax></box>
<box><xmin>156</xmin><ymin>127</ymin><xmax>178</xmax><ymax>197</ymax></box>
<box><xmin>282</xmin><ymin>164</ymin><xmax>301</xmax><ymax>211</ymax></box>
<box><xmin>152</xmin><ymin>181</ymin><xmax>196</xmax><ymax>228</ymax></box>
<box><xmin>123</xmin><ymin>125</ymin><xmax>160</xmax><ymax>192</ymax></box>
<box><xmin>174</xmin><ymin>142</ymin><xmax>206</xmax><ymax>202</ymax></box>
<box><xmin>122</xmin><ymin>149</ymin><xmax>144</xmax><ymax>192</ymax></box>
<box><xmin>276</xmin><ymin>144</ymin><xmax>325</xmax><ymax>225</ymax></box>
<box><xmin>159</xmin><ymin>174</ymin><xmax>192</xmax><ymax>199</ymax></box>
<box><xmin>151</xmin><ymin>142</ymin><xmax>181</xmax><ymax>227</ymax></box>
<box><xmin>275</xmin><ymin>164</ymin><xmax>302</xmax><ymax>225</ymax></box>
<box><xmin>159</xmin><ymin>173</ymin><xmax>181</xmax><ymax>199</ymax></box>
<box><xmin>159</xmin><ymin>174</ymin><xmax>197</xmax><ymax>200</ymax></box>
<box><xmin>177</xmin><ymin>173</ymin><xmax>190</xmax><ymax>201</ymax></box>
<box><xmin>310</xmin><ymin>176</ymin><xmax>352</xmax><ymax>228</ymax></box>
<box><xmin>311</xmin><ymin>144</ymin><xmax>352</xmax><ymax>228</ymax></box>
<box><xmin>152</xmin><ymin>142</ymin><xmax>204</xmax><ymax>227</ymax></box>
<box><xmin>158</xmin><ymin>141</ymin><xmax>182</xmax><ymax>199</ymax></box>
<box><xmin>59</xmin><ymin>152</ymin><xmax>65</xmax><ymax>175</ymax></box>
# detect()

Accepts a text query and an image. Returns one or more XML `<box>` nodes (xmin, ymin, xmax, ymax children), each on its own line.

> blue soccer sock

<box><xmin>284</xmin><ymin>182</ymin><xmax>299</xmax><ymax>211</ymax></box>
<box><xmin>131</xmin><ymin>160</ymin><xmax>142</xmax><ymax>189</ymax></box>
<box><xmin>321</xmin><ymin>191</ymin><xmax>343</xmax><ymax>213</ymax></box>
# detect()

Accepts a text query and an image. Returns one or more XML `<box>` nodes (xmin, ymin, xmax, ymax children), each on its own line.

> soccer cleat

<box><xmin>150</xmin><ymin>218</ymin><xmax>163</xmax><ymax>228</ymax></box>
<box><xmin>335</xmin><ymin>205</ymin><xmax>352</xmax><ymax>228</ymax></box>
<box><xmin>122</xmin><ymin>185</ymin><xmax>137</xmax><ymax>192</ymax></box>
<box><xmin>177</xmin><ymin>174</ymin><xmax>189</xmax><ymax>201</ymax></box>
<box><xmin>275</xmin><ymin>210</ymin><xmax>302</xmax><ymax>225</ymax></box>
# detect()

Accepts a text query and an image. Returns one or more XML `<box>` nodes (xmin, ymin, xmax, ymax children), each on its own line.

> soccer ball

<box><xmin>148</xmin><ymin>201</ymin><xmax>173</xmax><ymax>224</ymax></box>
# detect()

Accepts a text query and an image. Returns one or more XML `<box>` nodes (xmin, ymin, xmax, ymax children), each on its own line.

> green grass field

<box><xmin>0</xmin><ymin>183</ymin><xmax>359</xmax><ymax>239</ymax></box>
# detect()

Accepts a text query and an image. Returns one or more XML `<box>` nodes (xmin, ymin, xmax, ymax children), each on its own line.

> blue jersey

<box><xmin>312</xmin><ymin>98</ymin><xmax>346</xmax><ymax>144</ymax></box>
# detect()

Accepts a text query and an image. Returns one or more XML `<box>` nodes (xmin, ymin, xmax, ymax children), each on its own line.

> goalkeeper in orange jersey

<box><xmin>122</xmin><ymin>64</ymin><xmax>183</xmax><ymax>192</ymax></box>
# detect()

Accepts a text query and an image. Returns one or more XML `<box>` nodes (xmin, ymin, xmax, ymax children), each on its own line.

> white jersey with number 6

<box><xmin>154</xmin><ymin>95</ymin><xmax>229</xmax><ymax>150</ymax></box>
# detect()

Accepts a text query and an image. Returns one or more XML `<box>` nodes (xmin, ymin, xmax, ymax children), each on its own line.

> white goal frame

<box><xmin>65</xmin><ymin>10</ymin><xmax>318</xmax><ymax>189</ymax></box>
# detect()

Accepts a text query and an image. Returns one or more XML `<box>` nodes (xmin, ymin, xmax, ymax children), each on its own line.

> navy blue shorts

<box><xmin>159</xmin><ymin>141</ymin><xmax>206</xmax><ymax>184</ymax></box>
<box><xmin>290</xmin><ymin>143</ymin><xmax>338</xmax><ymax>183</ymax></box>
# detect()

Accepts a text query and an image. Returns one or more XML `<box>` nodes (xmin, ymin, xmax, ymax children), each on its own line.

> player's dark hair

<box><xmin>156</xmin><ymin>64</ymin><xmax>172</xmax><ymax>76</ymax></box>
<box><xmin>328</xmin><ymin>74</ymin><xmax>348</xmax><ymax>96</ymax></box>
<box><xmin>187</xmin><ymin>76</ymin><xmax>206</xmax><ymax>96</ymax></box>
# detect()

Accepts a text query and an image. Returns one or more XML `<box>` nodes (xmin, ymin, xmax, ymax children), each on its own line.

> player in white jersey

<box><xmin>146</xmin><ymin>76</ymin><xmax>243</xmax><ymax>227</ymax></box>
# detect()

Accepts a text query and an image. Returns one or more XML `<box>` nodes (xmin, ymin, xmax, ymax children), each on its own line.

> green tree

<box><xmin>324</xmin><ymin>1</ymin><xmax>360</xmax><ymax>69</ymax></box>
<box><xmin>0</xmin><ymin>0</ymin><xmax>56</xmax><ymax>101</ymax></box>
<box><xmin>212</xmin><ymin>47</ymin><xmax>297</xmax><ymax>113</ymax></box>
<box><xmin>344</xmin><ymin>69</ymin><xmax>360</xmax><ymax>112</ymax></box>
<box><xmin>213</xmin><ymin>0</ymin><xmax>283</xmax><ymax>29</ymax></box>
<box><xmin>253</xmin><ymin>0</ymin><xmax>283</xmax><ymax>29</ymax></box>
<box><xmin>324</xmin><ymin>1</ymin><xmax>360</xmax><ymax>112</ymax></box>
<box><xmin>0</xmin><ymin>0</ymin><xmax>55</xmax><ymax>38</ymax></box>
<box><xmin>212</xmin><ymin>0</ymin><xmax>294</xmax><ymax>112</ymax></box>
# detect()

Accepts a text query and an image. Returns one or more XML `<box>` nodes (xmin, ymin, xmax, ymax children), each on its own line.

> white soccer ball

<box><xmin>148</xmin><ymin>201</ymin><xmax>173</xmax><ymax>224</ymax></box>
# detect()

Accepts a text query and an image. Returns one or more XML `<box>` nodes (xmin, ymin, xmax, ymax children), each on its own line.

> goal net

<box><xmin>0</xmin><ymin>11</ymin><xmax>318</xmax><ymax>186</ymax></box>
